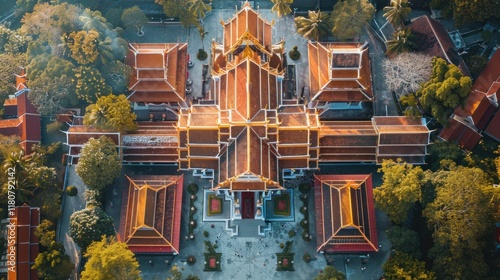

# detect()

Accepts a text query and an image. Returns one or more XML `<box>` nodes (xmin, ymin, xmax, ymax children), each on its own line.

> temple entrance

<box><xmin>241</xmin><ymin>192</ymin><xmax>255</xmax><ymax>219</ymax></box>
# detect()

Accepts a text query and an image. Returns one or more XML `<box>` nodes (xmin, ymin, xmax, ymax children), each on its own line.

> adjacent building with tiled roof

<box><xmin>439</xmin><ymin>49</ymin><xmax>500</xmax><ymax>148</ymax></box>
<box><xmin>308</xmin><ymin>42</ymin><xmax>373</xmax><ymax>104</ymax></box>
<box><xmin>7</xmin><ymin>205</ymin><xmax>40</xmax><ymax>280</ymax></box>
<box><xmin>408</xmin><ymin>15</ymin><xmax>470</xmax><ymax>76</ymax></box>
<box><xmin>126</xmin><ymin>43</ymin><xmax>188</xmax><ymax>104</ymax></box>
<box><xmin>314</xmin><ymin>174</ymin><xmax>378</xmax><ymax>253</ymax></box>
<box><xmin>0</xmin><ymin>69</ymin><xmax>41</xmax><ymax>154</ymax></box>
<box><xmin>118</xmin><ymin>175</ymin><xmax>184</xmax><ymax>254</ymax></box>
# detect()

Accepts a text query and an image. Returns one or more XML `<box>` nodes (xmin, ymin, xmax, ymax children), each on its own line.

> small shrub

<box><xmin>203</xmin><ymin>231</ymin><xmax>209</xmax><ymax>238</ymax></box>
<box><xmin>213</xmin><ymin>244</ymin><xmax>218</xmax><ymax>249</ymax></box>
<box><xmin>46</xmin><ymin>121</ymin><xmax>63</xmax><ymax>134</ymax></box>
<box><xmin>288</xmin><ymin>46</ymin><xmax>301</xmax><ymax>61</ymax></box>
<box><xmin>66</xmin><ymin>186</ymin><xmax>78</xmax><ymax>196</ymax></box>
<box><xmin>188</xmin><ymin>183</ymin><xmax>199</xmax><ymax>195</ymax></box>
<box><xmin>302</xmin><ymin>231</ymin><xmax>311</xmax><ymax>241</ymax></box>
<box><xmin>300</xmin><ymin>218</ymin><xmax>308</xmax><ymax>228</ymax></box>
<box><xmin>298</xmin><ymin>183</ymin><xmax>311</xmax><ymax>194</ymax></box>
<box><xmin>197</xmin><ymin>49</ymin><xmax>208</xmax><ymax>61</ymax></box>
<box><xmin>187</xmin><ymin>255</ymin><xmax>196</xmax><ymax>265</ymax></box>
<box><xmin>279</xmin><ymin>243</ymin><xmax>285</xmax><ymax>249</ymax></box>
<box><xmin>300</xmin><ymin>206</ymin><xmax>307</xmax><ymax>214</ymax></box>
<box><xmin>303</xmin><ymin>253</ymin><xmax>312</xmax><ymax>263</ymax></box>
<box><xmin>288</xmin><ymin>230</ymin><xmax>296</xmax><ymax>238</ymax></box>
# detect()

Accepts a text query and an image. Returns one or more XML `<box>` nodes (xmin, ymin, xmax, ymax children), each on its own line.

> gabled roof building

<box><xmin>0</xmin><ymin>69</ymin><xmax>41</xmax><ymax>154</ymax></box>
<box><xmin>314</xmin><ymin>174</ymin><xmax>378</xmax><ymax>253</ymax></box>
<box><xmin>118</xmin><ymin>175</ymin><xmax>184</xmax><ymax>254</ymax></box>
<box><xmin>439</xmin><ymin>49</ymin><xmax>500</xmax><ymax>149</ymax></box>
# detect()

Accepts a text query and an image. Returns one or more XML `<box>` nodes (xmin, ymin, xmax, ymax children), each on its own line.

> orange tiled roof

<box><xmin>126</xmin><ymin>43</ymin><xmax>188</xmax><ymax>103</ymax></box>
<box><xmin>222</xmin><ymin>2</ymin><xmax>273</xmax><ymax>55</ymax></box>
<box><xmin>308</xmin><ymin>42</ymin><xmax>373</xmax><ymax>102</ymax></box>
<box><xmin>118</xmin><ymin>175</ymin><xmax>183</xmax><ymax>254</ymax></box>
<box><xmin>314</xmin><ymin>174</ymin><xmax>378</xmax><ymax>253</ymax></box>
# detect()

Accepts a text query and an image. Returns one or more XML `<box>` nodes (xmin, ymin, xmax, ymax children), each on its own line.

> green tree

<box><xmin>167</xmin><ymin>264</ymin><xmax>183</xmax><ymax>280</ymax></box>
<box><xmin>69</xmin><ymin>206</ymin><xmax>115</xmax><ymax>251</ymax></box>
<box><xmin>81</xmin><ymin>236</ymin><xmax>141</xmax><ymax>280</ymax></box>
<box><xmin>121</xmin><ymin>6</ymin><xmax>148</xmax><ymax>33</ymax></box>
<box><xmin>416</xmin><ymin>57</ymin><xmax>472</xmax><ymax>125</ymax></box>
<box><xmin>427</xmin><ymin>141</ymin><xmax>465</xmax><ymax>171</ymax></box>
<box><xmin>39</xmin><ymin>192</ymin><xmax>62</xmax><ymax>221</ymax></box>
<box><xmin>383</xmin><ymin>0</ymin><xmax>412</xmax><ymax>29</ymax></box>
<box><xmin>72</xmin><ymin>66</ymin><xmax>112</xmax><ymax>103</ymax></box>
<box><xmin>63</xmin><ymin>30</ymin><xmax>100</xmax><ymax>65</ymax></box>
<box><xmin>386</xmin><ymin>226</ymin><xmax>422</xmax><ymax>259</ymax></box>
<box><xmin>386</xmin><ymin>28</ymin><xmax>417</xmax><ymax>56</ymax></box>
<box><xmin>271</xmin><ymin>0</ymin><xmax>293</xmax><ymax>18</ymax></box>
<box><xmin>294</xmin><ymin>10</ymin><xmax>330</xmax><ymax>41</ymax></box>
<box><xmin>155</xmin><ymin>0</ymin><xmax>198</xmax><ymax>28</ymax></box>
<box><xmin>330</xmin><ymin>0</ymin><xmax>375</xmax><ymax>40</ymax></box>
<box><xmin>34</xmin><ymin>219</ymin><xmax>56</xmax><ymax>248</ymax></box>
<box><xmin>21</xmin><ymin>3</ymin><xmax>80</xmax><ymax>52</ymax></box>
<box><xmin>423</xmin><ymin>164</ymin><xmax>494</xmax><ymax>279</ymax></box>
<box><xmin>188</xmin><ymin>0</ymin><xmax>212</xmax><ymax>19</ymax></box>
<box><xmin>101</xmin><ymin>60</ymin><xmax>132</xmax><ymax>94</ymax></box>
<box><xmin>79</xmin><ymin>9</ymin><xmax>113</xmax><ymax>34</ymax></box>
<box><xmin>76</xmin><ymin>136</ymin><xmax>121</xmax><ymax>191</ymax></box>
<box><xmin>314</xmin><ymin>265</ymin><xmax>346</xmax><ymax>280</ymax></box>
<box><xmin>0</xmin><ymin>53</ymin><xmax>27</xmax><ymax>104</ymax></box>
<box><xmin>383</xmin><ymin>251</ymin><xmax>436</xmax><ymax>280</ymax></box>
<box><xmin>83</xmin><ymin>94</ymin><xmax>137</xmax><ymax>132</ymax></box>
<box><xmin>32</xmin><ymin>240</ymin><xmax>74</xmax><ymax>280</ymax></box>
<box><xmin>2</xmin><ymin>151</ymin><xmax>35</xmax><ymax>204</ymax></box>
<box><xmin>430</xmin><ymin>0</ymin><xmax>500</xmax><ymax>26</ymax></box>
<box><xmin>373</xmin><ymin>160</ymin><xmax>426</xmax><ymax>224</ymax></box>
<box><xmin>28</xmin><ymin>75</ymin><xmax>74</xmax><ymax>115</ymax></box>
<box><xmin>104</xmin><ymin>8</ymin><xmax>123</xmax><ymax>28</ymax></box>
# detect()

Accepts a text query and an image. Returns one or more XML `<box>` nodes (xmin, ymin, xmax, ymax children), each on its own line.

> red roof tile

<box><xmin>118</xmin><ymin>175</ymin><xmax>183</xmax><ymax>254</ymax></box>
<box><xmin>314</xmin><ymin>174</ymin><xmax>378</xmax><ymax>253</ymax></box>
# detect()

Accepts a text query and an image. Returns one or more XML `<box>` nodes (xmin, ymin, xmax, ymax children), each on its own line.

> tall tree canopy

<box><xmin>385</xmin><ymin>28</ymin><xmax>417</xmax><ymax>56</ymax></box>
<box><xmin>81</xmin><ymin>236</ymin><xmax>141</xmax><ymax>280</ymax></box>
<box><xmin>412</xmin><ymin>57</ymin><xmax>472</xmax><ymax>125</ymax></box>
<box><xmin>32</xmin><ymin>240</ymin><xmax>74</xmax><ymax>280</ymax></box>
<box><xmin>430</xmin><ymin>0</ymin><xmax>500</xmax><ymax>26</ymax></box>
<box><xmin>294</xmin><ymin>10</ymin><xmax>330</xmax><ymax>41</ymax></box>
<box><xmin>32</xmin><ymin>219</ymin><xmax>73</xmax><ymax>280</ymax></box>
<box><xmin>101</xmin><ymin>60</ymin><xmax>133</xmax><ymax>94</ymax></box>
<box><xmin>271</xmin><ymin>0</ymin><xmax>293</xmax><ymax>18</ymax></box>
<box><xmin>188</xmin><ymin>0</ymin><xmax>212</xmax><ymax>20</ymax></box>
<box><xmin>72</xmin><ymin>66</ymin><xmax>112</xmax><ymax>103</ymax></box>
<box><xmin>383</xmin><ymin>0</ymin><xmax>412</xmax><ymax>29</ymax></box>
<box><xmin>383</xmin><ymin>52</ymin><xmax>433</xmax><ymax>98</ymax></box>
<box><xmin>63</xmin><ymin>30</ymin><xmax>100</xmax><ymax>65</ymax></box>
<box><xmin>383</xmin><ymin>251</ymin><xmax>436</xmax><ymax>280</ymax></box>
<box><xmin>83</xmin><ymin>94</ymin><xmax>137</xmax><ymax>132</ymax></box>
<box><xmin>373</xmin><ymin>160</ymin><xmax>427</xmax><ymax>224</ymax></box>
<box><xmin>330</xmin><ymin>0</ymin><xmax>375</xmax><ymax>40</ymax></box>
<box><xmin>0</xmin><ymin>53</ymin><xmax>27</xmax><ymax>104</ymax></box>
<box><xmin>386</xmin><ymin>226</ymin><xmax>422</xmax><ymax>259</ymax></box>
<box><xmin>121</xmin><ymin>6</ymin><xmax>149</xmax><ymax>33</ymax></box>
<box><xmin>69</xmin><ymin>206</ymin><xmax>116</xmax><ymax>252</ymax></box>
<box><xmin>75</xmin><ymin>136</ymin><xmax>121</xmax><ymax>191</ymax></box>
<box><xmin>423</xmin><ymin>164</ymin><xmax>498</xmax><ymax>279</ymax></box>
<box><xmin>155</xmin><ymin>0</ymin><xmax>198</xmax><ymax>28</ymax></box>
<box><xmin>314</xmin><ymin>266</ymin><xmax>346</xmax><ymax>280</ymax></box>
